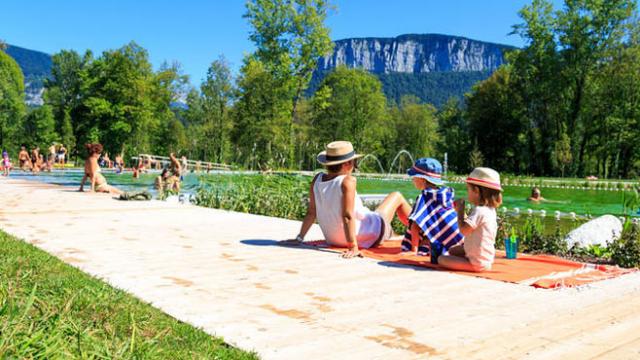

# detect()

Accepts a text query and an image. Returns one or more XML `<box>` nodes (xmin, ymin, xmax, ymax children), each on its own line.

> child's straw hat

<box><xmin>466</xmin><ymin>167</ymin><xmax>502</xmax><ymax>191</ymax></box>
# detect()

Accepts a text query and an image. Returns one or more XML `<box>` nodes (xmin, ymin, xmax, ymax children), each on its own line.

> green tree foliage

<box><xmin>43</xmin><ymin>43</ymin><xmax>190</xmax><ymax>163</ymax></box>
<box><xmin>465</xmin><ymin>0</ymin><xmax>640</xmax><ymax>178</ymax></box>
<box><xmin>20</xmin><ymin>105</ymin><xmax>58</xmax><ymax>149</ymax></box>
<box><xmin>0</xmin><ymin>49</ymin><xmax>25</xmax><ymax>152</ymax></box>
<box><xmin>436</xmin><ymin>98</ymin><xmax>471</xmax><ymax>174</ymax></box>
<box><xmin>466</xmin><ymin>66</ymin><xmax>526</xmax><ymax>172</ymax></box>
<box><xmin>391</xmin><ymin>96</ymin><xmax>440</xmax><ymax>162</ymax></box>
<box><xmin>243</xmin><ymin>0</ymin><xmax>333</xmax><ymax>166</ymax></box>
<box><xmin>82</xmin><ymin>42</ymin><xmax>156</xmax><ymax>157</ymax></box>
<box><xmin>201</xmin><ymin>58</ymin><xmax>234</xmax><ymax>163</ymax></box>
<box><xmin>468</xmin><ymin>144</ymin><xmax>485</xmax><ymax>169</ymax></box>
<box><xmin>45</xmin><ymin>49</ymin><xmax>87</xmax><ymax>156</ymax></box>
<box><xmin>309</xmin><ymin>67</ymin><xmax>390</xmax><ymax>161</ymax></box>
<box><xmin>233</xmin><ymin>58</ymin><xmax>292</xmax><ymax>169</ymax></box>
<box><xmin>551</xmin><ymin>129</ymin><xmax>572</xmax><ymax>177</ymax></box>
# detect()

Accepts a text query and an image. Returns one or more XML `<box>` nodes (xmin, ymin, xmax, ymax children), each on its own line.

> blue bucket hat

<box><xmin>407</xmin><ymin>158</ymin><xmax>444</xmax><ymax>186</ymax></box>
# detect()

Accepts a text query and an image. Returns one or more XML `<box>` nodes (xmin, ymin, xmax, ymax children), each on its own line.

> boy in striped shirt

<box><xmin>401</xmin><ymin>158</ymin><xmax>464</xmax><ymax>264</ymax></box>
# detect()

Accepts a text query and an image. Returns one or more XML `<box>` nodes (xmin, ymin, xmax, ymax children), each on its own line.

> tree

<box><xmin>437</xmin><ymin>98</ymin><xmax>471</xmax><ymax>174</ymax></box>
<box><xmin>551</xmin><ymin>129</ymin><xmax>572</xmax><ymax>177</ymax></box>
<box><xmin>508</xmin><ymin>0</ymin><xmax>637</xmax><ymax>176</ymax></box>
<box><xmin>244</xmin><ymin>0</ymin><xmax>334</xmax><ymax>165</ymax></box>
<box><xmin>233</xmin><ymin>58</ymin><xmax>292</xmax><ymax>169</ymax></box>
<box><xmin>81</xmin><ymin>42</ymin><xmax>156</xmax><ymax>157</ymax></box>
<box><xmin>45</xmin><ymin>49</ymin><xmax>87</xmax><ymax>157</ymax></box>
<box><xmin>469</xmin><ymin>143</ymin><xmax>485</xmax><ymax>169</ymax></box>
<box><xmin>201</xmin><ymin>57</ymin><xmax>234</xmax><ymax>163</ymax></box>
<box><xmin>309</xmin><ymin>67</ymin><xmax>390</xmax><ymax>161</ymax></box>
<box><xmin>21</xmin><ymin>105</ymin><xmax>58</xmax><ymax>149</ymax></box>
<box><xmin>392</xmin><ymin>96</ymin><xmax>440</xmax><ymax>161</ymax></box>
<box><xmin>466</xmin><ymin>67</ymin><xmax>526</xmax><ymax>173</ymax></box>
<box><xmin>0</xmin><ymin>49</ymin><xmax>25</xmax><ymax>152</ymax></box>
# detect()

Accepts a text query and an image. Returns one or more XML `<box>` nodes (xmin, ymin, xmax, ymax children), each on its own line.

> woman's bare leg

<box><xmin>375</xmin><ymin>191</ymin><xmax>411</xmax><ymax>226</ymax></box>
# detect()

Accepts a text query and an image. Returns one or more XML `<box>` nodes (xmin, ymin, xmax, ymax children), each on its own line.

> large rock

<box><xmin>565</xmin><ymin>215</ymin><xmax>623</xmax><ymax>248</ymax></box>
<box><xmin>317</xmin><ymin>34</ymin><xmax>513</xmax><ymax>74</ymax></box>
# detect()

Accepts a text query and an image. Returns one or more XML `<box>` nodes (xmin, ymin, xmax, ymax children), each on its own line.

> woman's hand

<box><xmin>341</xmin><ymin>244</ymin><xmax>362</xmax><ymax>259</ymax></box>
<box><xmin>454</xmin><ymin>199</ymin><xmax>465</xmax><ymax>213</ymax></box>
<box><xmin>281</xmin><ymin>235</ymin><xmax>304</xmax><ymax>246</ymax></box>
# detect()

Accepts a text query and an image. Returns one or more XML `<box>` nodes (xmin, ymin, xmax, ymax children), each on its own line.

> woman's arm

<box><xmin>79</xmin><ymin>174</ymin><xmax>87</xmax><ymax>191</ymax></box>
<box><xmin>296</xmin><ymin>174</ymin><xmax>319</xmax><ymax>241</ymax></box>
<box><xmin>341</xmin><ymin>175</ymin><xmax>360</xmax><ymax>258</ymax></box>
<box><xmin>89</xmin><ymin>159</ymin><xmax>98</xmax><ymax>192</ymax></box>
<box><xmin>169</xmin><ymin>153</ymin><xmax>181</xmax><ymax>174</ymax></box>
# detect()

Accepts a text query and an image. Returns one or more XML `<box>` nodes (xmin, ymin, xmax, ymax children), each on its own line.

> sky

<box><xmin>1</xmin><ymin>0</ymin><xmax>564</xmax><ymax>85</ymax></box>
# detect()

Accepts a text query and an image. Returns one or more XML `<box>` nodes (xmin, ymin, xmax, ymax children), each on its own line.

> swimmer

<box><xmin>527</xmin><ymin>187</ymin><xmax>545</xmax><ymax>203</ymax></box>
<box><xmin>527</xmin><ymin>187</ymin><xmax>567</xmax><ymax>204</ymax></box>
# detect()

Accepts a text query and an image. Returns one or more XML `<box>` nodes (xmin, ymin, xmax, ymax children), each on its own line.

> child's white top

<box><xmin>463</xmin><ymin>206</ymin><xmax>497</xmax><ymax>270</ymax></box>
<box><xmin>313</xmin><ymin>174</ymin><xmax>381</xmax><ymax>248</ymax></box>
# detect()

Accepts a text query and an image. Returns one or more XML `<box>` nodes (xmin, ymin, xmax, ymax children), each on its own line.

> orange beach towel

<box><xmin>303</xmin><ymin>240</ymin><xmax>636</xmax><ymax>289</ymax></box>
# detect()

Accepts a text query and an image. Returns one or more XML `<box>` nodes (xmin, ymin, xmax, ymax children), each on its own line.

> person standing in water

<box><xmin>18</xmin><ymin>146</ymin><xmax>31</xmax><ymax>171</ymax></box>
<box><xmin>2</xmin><ymin>150</ymin><xmax>11</xmax><ymax>176</ymax></box>
<box><xmin>58</xmin><ymin>144</ymin><xmax>67</xmax><ymax>168</ymax></box>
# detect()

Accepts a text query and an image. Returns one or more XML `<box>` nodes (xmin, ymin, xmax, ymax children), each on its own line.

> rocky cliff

<box><xmin>317</xmin><ymin>33</ymin><xmax>512</xmax><ymax>74</ymax></box>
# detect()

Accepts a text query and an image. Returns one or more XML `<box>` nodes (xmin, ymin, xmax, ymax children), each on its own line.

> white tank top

<box><xmin>313</xmin><ymin>174</ymin><xmax>382</xmax><ymax>248</ymax></box>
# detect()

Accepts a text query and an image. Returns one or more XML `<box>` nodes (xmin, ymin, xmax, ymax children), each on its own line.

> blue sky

<box><xmin>1</xmin><ymin>0</ymin><xmax>564</xmax><ymax>85</ymax></box>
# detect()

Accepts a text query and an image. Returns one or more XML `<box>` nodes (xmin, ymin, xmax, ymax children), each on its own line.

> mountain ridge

<box><xmin>312</xmin><ymin>33</ymin><xmax>515</xmax><ymax>106</ymax></box>
<box><xmin>5</xmin><ymin>33</ymin><xmax>515</xmax><ymax>107</ymax></box>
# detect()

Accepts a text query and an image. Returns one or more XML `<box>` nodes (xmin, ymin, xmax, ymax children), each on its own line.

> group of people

<box><xmin>0</xmin><ymin>144</ymin><xmax>68</xmax><ymax>176</ymax></box>
<box><xmin>78</xmin><ymin>143</ymin><xmax>182</xmax><ymax>195</ymax></box>
<box><xmin>292</xmin><ymin>141</ymin><xmax>503</xmax><ymax>272</ymax></box>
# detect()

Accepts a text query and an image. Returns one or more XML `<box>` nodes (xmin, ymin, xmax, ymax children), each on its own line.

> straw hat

<box><xmin>466</xmin><ymin>167</ymin><xmax>502</xmax><ymax>191</ymax></box>
<box><xmin>317</xmin><ymin>141</ymin><xmax>364</xmax><ymax>166</ymax></box>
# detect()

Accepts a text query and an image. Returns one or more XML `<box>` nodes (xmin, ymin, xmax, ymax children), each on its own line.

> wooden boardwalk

<box><xmin>1</xmin><ymin>178</ymin><xmax>639</xmax><ymax>359</ymax></box>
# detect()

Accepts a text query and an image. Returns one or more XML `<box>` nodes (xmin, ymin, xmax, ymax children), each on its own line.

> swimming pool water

<box><xmin>6</xmin><ymin>169</ymin><xmax>636</xmax><ymax>218</ymax></box>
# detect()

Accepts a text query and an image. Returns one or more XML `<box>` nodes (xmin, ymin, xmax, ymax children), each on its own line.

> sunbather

<box><xmin>291</xmin><ymin>141</ymin><xmax>411</xmax><ymax>258</ymax></box>
<box><xmin>79</xmin><ymin>143</ymin><xmax>122</xmax><ymax>195</ymax></box>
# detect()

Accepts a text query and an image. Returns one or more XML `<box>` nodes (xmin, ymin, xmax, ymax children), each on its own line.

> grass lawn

<box><xmin>0</xmin><ymin>230</ymin><xmax>258</xmax><ymax>359</ymax></box>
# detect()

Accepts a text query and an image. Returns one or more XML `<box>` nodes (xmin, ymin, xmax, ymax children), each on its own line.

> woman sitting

<box><xmin>79</xmin><ymin>143</ymin><xmax>122</xmax><ymax>194</ymax></box>
<box><xmin>293</xmin><ymin>141</ymin><xmax>411</xmax><ymax>258</ymax></box>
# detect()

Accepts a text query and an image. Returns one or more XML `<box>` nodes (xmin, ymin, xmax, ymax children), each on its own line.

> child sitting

<box><xmin>438</xmin><ymin>167</ymin><xmax>503</xmax><ymax>272</ymax></box>
<box><xmin>402</xmin><ymin>158</ymin><xmax>463</xmax><ymax>263</ymax></box>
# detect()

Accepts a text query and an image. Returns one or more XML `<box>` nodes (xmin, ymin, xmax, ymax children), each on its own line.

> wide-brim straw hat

<box><xmin>466</xmin><ymin>167</ymin><xmax>502</xmax><ymax>191</ymax></box>
<box><xmin>317</xmin><ymin>141</ymin><xmax>364</xmax><ymax>166</ymax></box>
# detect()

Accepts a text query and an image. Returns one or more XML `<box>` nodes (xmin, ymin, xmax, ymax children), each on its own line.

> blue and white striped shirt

<box><xmin>404</xmin><ymin>187</ymin><xmax>463</xmax><ymax>251</ymax></box>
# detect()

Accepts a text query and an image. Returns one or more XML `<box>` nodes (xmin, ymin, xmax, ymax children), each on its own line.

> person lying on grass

<box><xmin>290</xmin><ymin>141</ymin><xmax>412</xmax><ymax>258</ymax></box>
<box><xmin>401</xmin><ymin>158</ymin><xmax>463</xmax><ymax>262</ymax></box>
<box><xmin>437</xmin><ymin>167</ymin><xmax>502</xmax><ymax>272</ymax></box>
<box><xmin>79</xmin><ymin>143</ymin><xmax>123</xmax><ymax>195</ymax></box>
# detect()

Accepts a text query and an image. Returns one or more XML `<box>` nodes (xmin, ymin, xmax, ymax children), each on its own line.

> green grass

<box><xmin>0</xmin><ymin>230</ymin><xmax>258</xmax><ymax>359</ymax></box>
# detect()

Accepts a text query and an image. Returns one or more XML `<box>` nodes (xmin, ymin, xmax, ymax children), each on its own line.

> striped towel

<box><xmin>402</xmin><ymin>187</ymin><xmax>464</xmax><ymax>253</ymax></box>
